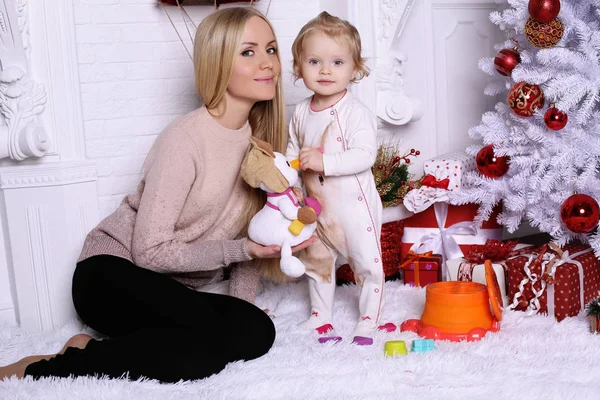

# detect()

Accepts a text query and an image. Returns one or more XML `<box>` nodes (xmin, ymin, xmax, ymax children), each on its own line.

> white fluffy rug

<box><xmin>2</xmin><ymin>280</ymin><xmax>600</xmax><ymax>400</ymax></box>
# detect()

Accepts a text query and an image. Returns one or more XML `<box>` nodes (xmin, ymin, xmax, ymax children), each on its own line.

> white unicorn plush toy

<box><xmin>240</xmin><ymin>138</ymin><xmax>321</xmax><ymax>278</ymax></box>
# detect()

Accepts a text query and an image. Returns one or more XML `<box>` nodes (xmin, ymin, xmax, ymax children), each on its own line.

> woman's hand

<box><xmin>246</xmin><ymin>236</ymin><xmax>317</xmax><ymax>259</ymax></box>
<box><xmin>291</xmin><ymin>186</ymin><xmax>305</xmax><ymax>203</ymax></box>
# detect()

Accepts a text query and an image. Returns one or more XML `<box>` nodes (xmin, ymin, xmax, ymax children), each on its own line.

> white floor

<box><xmin>1</xmin><ymin>279</ymin><xmax>600</xmax><ymax>400</ymax></box>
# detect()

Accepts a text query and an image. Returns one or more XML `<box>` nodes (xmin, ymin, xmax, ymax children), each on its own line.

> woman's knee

<box><xmin>245</xmin><ymin>310</ymin><xmax>276</xmax><ymax>359</ymax></box>
<box><xmin>72</xmin><ymin>256</ymin><xmax>127</xmax><ymax>323</ymax></box>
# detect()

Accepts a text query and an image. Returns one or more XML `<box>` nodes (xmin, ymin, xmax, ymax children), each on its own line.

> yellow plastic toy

<box><xmin>384</xmin><ymin>340</ymin><xmax>408</xmax><ymax>357</ymax></box>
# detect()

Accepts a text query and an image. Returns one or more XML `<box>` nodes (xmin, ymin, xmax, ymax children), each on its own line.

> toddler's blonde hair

<box><xmin>291</xmin><ymin>11</ymin><xmax>369</xmax><ymax>83</ymax></box>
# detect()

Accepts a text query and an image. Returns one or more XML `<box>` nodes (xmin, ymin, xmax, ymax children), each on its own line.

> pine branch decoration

<box><xmin>586</xmin><ymin>296</ymin><xmax>600</xmax><ymax>317</ymax></box>
<box><xmin>371</xmin><ymin>145</ymin><xmax>419</xmax><ymax>208</ymax></box>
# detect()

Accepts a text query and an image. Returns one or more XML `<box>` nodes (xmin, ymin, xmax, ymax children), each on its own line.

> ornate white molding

<box><xmin>0</xmin><ymin>160</ymin><xmax>97</xmax><ymax>189</ymax></box>
<box><xmin>0</xmin><ymin>160</ymin><xmax>99</xmax><ymax>331</ymax></box>
<box><xmin>376</xmin><ymin>0</ymin><xmax>423</xmax><ymax>126</ymax></box>
<box><xmin>25</xmin><ymin>205</ymin><xmax>56</xmax><ymax>330</ymax></box>
<box><xmin>378</xmin><ymin>0</ymin><xmax>415</xmax><ymax>46</ymax></box>
<box><xmin>0</xmin><ymin>0</ymin><xmax>49</xmax><ymax>161</ymax></box>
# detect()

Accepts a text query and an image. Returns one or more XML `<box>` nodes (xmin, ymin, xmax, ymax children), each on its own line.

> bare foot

<box><xmin>0</xmin><ymin>333</ymin><xmax>93</xmax><ymax>380</ymax></box>
<box><xmin>59</xmin><ymin>333</ymin><xmax>93</xmax><ymax>355</ymax></box>
<box><xmin>0</xmin><ymin>355</ymin><xmax>50</xmax><ymax>380</ymax></box>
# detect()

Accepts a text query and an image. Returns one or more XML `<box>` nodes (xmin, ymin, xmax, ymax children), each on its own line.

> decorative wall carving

<box><xmin>0</xmin><ymin>0</ymin><xmax>49</xmax><ymax>161</ymax></box>
<box><xmin>376</xmin><ymin>0</ymin><xmax>422</xmax><ymax>126</ymax></box>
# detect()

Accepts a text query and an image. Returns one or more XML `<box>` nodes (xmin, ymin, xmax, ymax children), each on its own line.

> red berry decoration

<box><xmin>494</xmin><ymin>48</ymin><xmax>521</xmax><ymax>76</ymax></box>
<box><xmin>525</xmin><ymin>17</ymin><xmax>564</xmax><ymax>48</ymax></box>
<box><xmin>528</xmin><ymin>0</ymin><xmax>561</xmax><ymax>23</ymax></box>
<box><xmin>544</xmin><ymin>107</ymin><xmax>568</xmax><ymax>130</ymax></box>
<box><xmin>560</xmin><ymin>193</ymin><xmax>600</xmax><ymax>233</ymax></box>
<box><xmin>508</xmin><ymin>82</ymin><xmax>545</xmax><ymax>117</ymax></box>
<box><xmin>476</xmin><ymin>145</ymin><xmax>510</xmax><ymax>178</ymax></box>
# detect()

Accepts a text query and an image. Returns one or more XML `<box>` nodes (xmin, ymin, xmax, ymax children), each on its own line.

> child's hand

<box><xmin>299</xmin><ymin>148</ymin><xmax>324</xmax><ymax>173</ymax></box>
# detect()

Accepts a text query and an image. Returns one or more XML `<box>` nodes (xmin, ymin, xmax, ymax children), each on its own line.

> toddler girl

<box><xmin>287</xmin><ymin>12</ymin><xmax>383</xmax><ymax>345</ymax></box>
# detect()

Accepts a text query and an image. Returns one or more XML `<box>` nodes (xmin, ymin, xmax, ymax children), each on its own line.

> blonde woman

<box><xmin>0</xmin><ymin>7</ymin><xmax>314</xmax><ymax>383</ymax></box>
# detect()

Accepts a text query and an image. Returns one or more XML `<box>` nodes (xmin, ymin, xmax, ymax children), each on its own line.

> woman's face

<box><xmin>227</xmin><ymin>16</ymin><xmax>281</xmax><ymax>105</ymax></box>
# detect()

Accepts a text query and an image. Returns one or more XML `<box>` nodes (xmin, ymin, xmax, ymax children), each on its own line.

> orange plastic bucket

<box><xmin>420</xmin><ymin>281</ymin><xmax>493</xmax><ymax>334</ymax></box>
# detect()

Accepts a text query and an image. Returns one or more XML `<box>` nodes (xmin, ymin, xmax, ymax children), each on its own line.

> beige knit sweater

<box><xmin>78</xmin><ymin>107</ymin><xmax>261</xmax><ymax>303</ymax></box>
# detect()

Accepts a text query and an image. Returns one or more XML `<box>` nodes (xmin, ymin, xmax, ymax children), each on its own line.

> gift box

<box><xmin>506</xmin><ymin>243</ymin><xmax>600</xmax><ymax>322</ymax></box>
<box><xmin>400</xmin><ymin>251</ymin><xmax>443</xmax><ymax>287</ymax></box>
<box><xmin>401</xmin><ymin>203</ymin><xmax>502</xmax><ymax>258</ymax></box>
<box><xmin>446</xmin><ymin>240</ymin><xmax>522</xmax><ymax>306</ymax></box>
<box><xmin>404</xmin><ymin>152</ymin><xmax>477</xmax><ymax>212</ymax></box>
<box><xmin>401</xmin><ymin>153</ymin><xmax>502</xmax><ymax>280</ymax></box>
<box><xmin>336</xmin><ymin>220</ymin><xmax>404</xmax><ymax>285</ymax></box>
<box><xmin>400</xmin><ymin>202</ymin><xmax>502</xmax><ymax>279</ymax></box>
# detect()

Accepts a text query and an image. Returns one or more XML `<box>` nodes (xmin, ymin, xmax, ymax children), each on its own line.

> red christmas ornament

<box><xmin>494</xmin><ymin>48</ymin><xmax>521</xmax><ymax>76</ymax></box>
<box><xmin>476</xmin><ymin>145</ymin><xmax>510</xmax><ymax>178</ymax></box>
<box><xmin>525</xmin><ymin>17</ymin><xmax>564</xmax><ymax>48</ymax></box>
<box><xmin>528</xmin><ymin>0</ymin><xmax>561</xmax><ymax>23</ymax></box>
<box><xmin>544</xmin><ymin>107</ymin><xmax>568</xmax><ymax>130</ymax></box>
<box><xmin>561</xmin><ymin>194</ymin><xmax>600</xmax><ymax>233</ymax></box>
<box><xmin>508</xmin><ymin>82</ymin><xmax>545</xmax><ymax>117</ymax></box>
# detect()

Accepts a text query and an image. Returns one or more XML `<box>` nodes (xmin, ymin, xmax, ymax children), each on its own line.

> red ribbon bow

<box><xmin>399</xmin><ymin>251</ymin><xmax>434</xmax><ymax>287</ymax></box>
<box><xmin>421</xmin><ymin>174</ymin><xmax>450</xmax><ymax>189</ymax></box>
<box><xmin>464</xmin><ymin>239</ymin><xmax>519</xmax><ymax>264</ymax></box>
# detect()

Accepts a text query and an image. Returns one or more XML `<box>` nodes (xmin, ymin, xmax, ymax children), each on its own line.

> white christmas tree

<box><xmin>452</xmin><ymin>0</ymin><xmax>600</xmax><ymax>256</ymax></box>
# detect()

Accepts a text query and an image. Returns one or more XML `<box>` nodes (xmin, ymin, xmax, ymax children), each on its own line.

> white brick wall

<box><xmin>74</xmin><ymin>0</ymin><xmax>318</xmax><ymax>218</ymax></box>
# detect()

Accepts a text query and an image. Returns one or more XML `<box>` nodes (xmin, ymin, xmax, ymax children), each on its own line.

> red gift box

<box><xmin>400</xmin><ymin>252</ymin><xmax>443</xmax><ymax>287</ymax></box>
<box><xmin>401</xmin><ymin>202</ymin><xmax>502</xmax><ymax>279</ymax></box>
<box><xmin>506</xmin><ymin>243</ymin><xmax>600</xmax><ymax>322</ymax></box>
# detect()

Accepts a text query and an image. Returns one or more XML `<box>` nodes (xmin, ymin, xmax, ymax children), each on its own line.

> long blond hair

<box><xmin>193</xmin><ymin>7</ymin><xmax>289</xmax><ymax>281</ymax></box>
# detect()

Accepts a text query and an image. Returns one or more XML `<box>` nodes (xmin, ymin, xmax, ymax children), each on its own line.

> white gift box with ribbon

<box><xmin>401</xmin><ymin>152</ymin><xmax>501</xmax><ymax>280</ymax></box>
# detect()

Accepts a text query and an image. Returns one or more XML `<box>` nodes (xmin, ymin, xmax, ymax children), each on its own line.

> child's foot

<box><xmin>318</xmin><ymin>335</ymin><xmax>342</xmax><ymax>344</ymax></box>
<box><xmin>299</xmin><ymin>312</ymin><xmax>332</xmax><ymax>332</ymax></box>
<box><xmin>378</xmin><ymin>322</ymin><xmax>397</xmax><ymax>333</ymax></box>
<box><xmin>351</xmin><ymin>319</ymin><xmax>377</xmax><ymax>346</ymax></box>
<box><xmin>299</xmin><ymin>314</ymin><xmax>342</xmax><ymax>343</ymax></box>
<box><xmin>352</xmin><ymin>336</ymin><xmax>373</xmax><ymax>346</ymax></box>
<box><xmin>316</xmin><ymin>325</ymin><xmax>342</xmax><ymax>344</ymax></box>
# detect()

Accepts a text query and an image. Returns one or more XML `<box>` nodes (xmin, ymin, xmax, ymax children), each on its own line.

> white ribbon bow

<box><xmin>409</xmin><ymin>203</ymin><xmax>478</xmax><ymax>280</ymax></box>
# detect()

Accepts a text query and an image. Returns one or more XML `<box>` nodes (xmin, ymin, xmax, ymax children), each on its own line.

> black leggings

<box><xmin>24</xmin><ymin>255</ymin><xmax>276</xmax><ymax>383</ymax></box>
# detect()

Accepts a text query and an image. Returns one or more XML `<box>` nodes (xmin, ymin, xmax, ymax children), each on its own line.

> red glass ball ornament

<box><xmin>561</xmin><ymin>194</ymin><xmax>600</xmax><ymax>233</ymax></box>
<box><xmin>525</xmin><ymin>17</ymin><xmax>564</xmax><ymax>48</ymax></box>
<box><xmin>508</xmin><ymin>82</ymin><xmax>545</xmax><ymax>117</ymax></box>
<box><xmin>476</xmin><ymin>145</ymin><xmax>510</xmax><ymax>178</ymax></box>
<box><xmin>544</xmin><ymin>107</ymin><xmax>568</xmax><ymax>130</ymax></box>
<box><xmin>494</xmin><ymin>48</ymin><xmax>521</xmax><ymax>76</ymax></box>
<box><xmin>528</xmin><ymin>0</ymin><xmax>561</xmax><ymax>23</ymax></box>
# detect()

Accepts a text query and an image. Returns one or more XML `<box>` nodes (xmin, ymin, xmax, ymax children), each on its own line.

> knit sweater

<box><xmin>78</xmin><ymin>107</ymin><xmax>261</xmax><ymax>303</ymax></box>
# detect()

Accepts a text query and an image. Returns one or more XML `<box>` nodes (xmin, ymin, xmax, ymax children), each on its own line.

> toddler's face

<box><xmin>299</xmin><ymin>32</ymin><xmax>356</xmax><ymax>98</ymax></box>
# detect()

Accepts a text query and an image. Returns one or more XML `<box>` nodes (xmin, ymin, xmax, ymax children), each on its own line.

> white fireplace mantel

<box><xmin>0</xmin><ymin>0</ymin><xmax>99</xmax><ymax>331</ymax></box>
